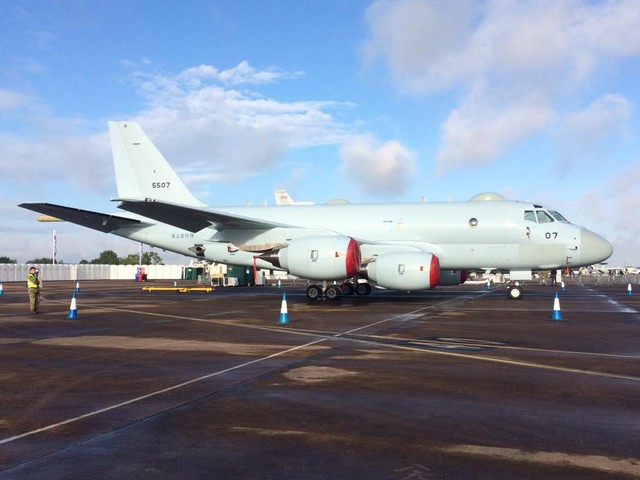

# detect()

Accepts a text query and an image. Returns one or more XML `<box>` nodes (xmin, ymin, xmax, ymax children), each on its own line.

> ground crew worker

<box><xmin>26</xmin><ymin>266</ymin><xmax>41</xmax><ymax>314</ymax></box>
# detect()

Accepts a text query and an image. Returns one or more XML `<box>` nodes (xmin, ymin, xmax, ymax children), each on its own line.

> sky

<box><xmin>1</xmin><ymin>0</ymin><xmax>639</xmax><ymax>267</ymax></box>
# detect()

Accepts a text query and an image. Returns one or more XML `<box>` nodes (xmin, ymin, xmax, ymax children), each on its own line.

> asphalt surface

<box><xmin>0</xmin><ymin>279</ymin><xmax>639</xmax><ymax>479</ymax></box>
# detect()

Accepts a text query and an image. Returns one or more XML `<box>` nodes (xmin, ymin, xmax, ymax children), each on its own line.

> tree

<box><xmin>120</xmin><ymin>254</ymin><xmax>139</xmax><ymax>266</ymax></box>
<box><xmin>143</xmin><ymin>251</ymin><xmax>163</xmax><ymax>265</ymax></box>
<box><xmin>119</xmin><ymin>251</ymin><xmax>163</xmax><ymax>265</ymax></box>
<box><xmin>90</xmin><ymin>250</ymin><xmax>120</xmax><ymax>265</ymax></box>
<box><xmin>26</xmin><ymin>257</ymin><xmax>55</xmax><ymax>264</ymax></box>
<box><xmin>79</xmin><ymin>249</ymin><xmax>165</xmax><ymax>265</ymax></box>
<box><xmin>0</xmin><ymin>256</ymin><xmax>17</xmax><ymax>263</ymax></box>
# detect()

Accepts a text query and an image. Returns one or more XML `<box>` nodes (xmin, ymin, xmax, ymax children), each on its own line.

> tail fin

<box><xmin>274</xmin><ymin>189</ymin><xmax>294</xmax><ymax>205</ymax></box>
<box><xmin>109</xmin><ymin>121</ymin><xmax>204</xmax><ymax>206</ymax></box>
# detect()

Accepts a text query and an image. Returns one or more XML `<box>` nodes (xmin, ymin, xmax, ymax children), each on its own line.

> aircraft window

<box><xmin>549</xmin><ymin>211</ymin><xmax>569</xmax><ymax>223</ymax></box>
<box><xmin>524</xmin><ymin>210</ymin><xmax>536</xmax><ymax>222</ymax></box>
<box><xmin>536</xmin><ymin>210</ymin><xmax>554</xmax><ymax>224</ymax></box>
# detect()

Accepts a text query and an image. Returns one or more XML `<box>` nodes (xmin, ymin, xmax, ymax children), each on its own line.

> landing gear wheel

<box><xmin>306</xmin><ymin>285</ymin><xmax>322</xmax><ymax>299</ymax></box>
<box><xmin>508</xmin><ymin>285</ymin><xmax>523</xmax><ymax>300</ymax></box>
<box><xmin>325</xmin><ymin>286</ymin><xmax>341</xmax><ymax>300</ymax></box>
<box><xmin>355</xmin><ymin>283</ymin><xmax>372</xmax><ymax>296</ymax></box>
<box><xmin>341</xmin><ymin>282</ymin><xmax>355</xmax><ymax>295</ymax></box>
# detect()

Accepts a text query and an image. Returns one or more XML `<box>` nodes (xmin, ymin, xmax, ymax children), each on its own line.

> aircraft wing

<box><xmin>19</xmin><ymin>202</ymin><xmax>151</xmax><ymax>233</ymax></box>
<box><xmin>117</xmin><ymin>199</ymin><xmax>291</xmax><ymax>232</ymax></box>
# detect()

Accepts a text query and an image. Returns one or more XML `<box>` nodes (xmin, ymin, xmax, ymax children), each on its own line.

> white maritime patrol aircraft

<box><xmin>20</xmin><ymin>121</ymin><xmax>613</xmax><ymax>300</ymax></box>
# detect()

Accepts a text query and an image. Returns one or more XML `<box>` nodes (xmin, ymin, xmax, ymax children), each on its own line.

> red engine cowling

<box><xmin>366</xmin><ymin>252</ymin><xmax>440</xmax><ymax>291</ymax></box>
<box><xmin>261</xmin><ymin>236</ymin><xmax>360</xmax><ymax>281</ymax></box>
<box><xmin>438</xmin><ymin>270</ymin><xmax>468</xmax><ymax>286</ymax></box>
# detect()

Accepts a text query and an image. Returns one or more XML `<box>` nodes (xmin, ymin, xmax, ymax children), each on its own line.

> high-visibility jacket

<box><xmin>27</xmin><ymin>273</ymin><xmax>40</xmax><ymax>289</ymax></box>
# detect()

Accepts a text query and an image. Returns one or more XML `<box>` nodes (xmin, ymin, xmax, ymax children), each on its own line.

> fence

<box><xmin>0</xmin><ymin>264</ymin><xmax>187</xmax><ymax>282</ymax></box>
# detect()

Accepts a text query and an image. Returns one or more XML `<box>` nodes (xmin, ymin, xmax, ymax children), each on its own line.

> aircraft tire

<box><xmin>341</xmin><ymin>282</ymin><xmax>355</xmax><ymax>295</ymax></box>
<box><xmin>325</xmin><ymin>286</ymin><xmax>341</xmax><ymax>300</ymax></box>
<box><xmin>306</xmin><ymin>285</ymin><xmax>322</xmax><ymax>299</ymax></box>
<box><xmin>355</xmin><ymin>283</ymin><xmax>372</xmax><ymax>296</ymax></box>
<box><xmin>508</xmin><ymin>286</ymin><xmax>523</xmax><ymax>300</ymax></box>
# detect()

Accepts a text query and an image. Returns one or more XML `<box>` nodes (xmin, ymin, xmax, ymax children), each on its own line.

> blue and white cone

<box><xmin>68</xmin><ymin>292</ymin><xmax>78</xmax><ymax>319</ymax></box>
<box><xmin>561</xmin><ymin>281</ymin><xmax>565</xmax><ymax>292</ymax></box>
<box><xmin>278</xmin><ymin>292</ymin><xmax>289</xmax><ymax>325</ymax></box>
<box><xmin>551</xmin><ymin>292</ymin><xmax>562</xmax><ymax>321</ymax></box>
<box><xmin>627</xmin><ymin>283</ymin><xmax>633</xmax><ymax>296</ymax></box>
<box><xmin>0</xmin><ymin>282</ymin><xmax>3</xmax><ymax>295</ymax></box>
<box><xmin>75</xmin><ymin>281</ymin><xmax>80</xmax><ymax>292</ymax></box>
<box><xmin>486</xmin><ymin>280</ymin><xmax>491</xmax><ymax>290</ymax></box>
<box><xmin>277</xmin><ymin>279</ymin><xmax>281</xmax><ymax>289</ymax></box>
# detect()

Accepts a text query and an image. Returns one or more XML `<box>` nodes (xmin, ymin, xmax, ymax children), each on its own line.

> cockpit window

<box><xmin>536</xmin><ymin>210</ymin><xmax>554</xmax><ymax>223</ymax></box>
<box><xmin>524</xmin><ymin>210</ymin><xmax>536</xmax><ymax>222</ymax></box>
<box><xmin>549</xmin><ymin>210</ymin><xmax>569</xmax><ymax>223</ymax></box>
<box><xmin>525</xmin><ymin>208</ymin><xmax>571</xmax><ymax>224</ymax></box>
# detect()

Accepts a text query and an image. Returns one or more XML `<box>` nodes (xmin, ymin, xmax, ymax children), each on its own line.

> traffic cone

<box><xmin>277</xmin><ymin>279</ymin><xmax>281</xmax><ymax>289</ymax></box>
<box><xmin>486</xmin><ymin>279</ymin><xmax>491</xmax><ymax>290</ymax></box>
<box><xmin>68</xmin><ymin>292</ymin><xmax>78</xmax><ymax>319</ymax></box>
<box><xmin>75</xmin><ymin>281</ymin><xmax>80</xmax><ymax>292</ymax></box>
<box><xmin>561</xmin><ymin>281</ymin><xmax>565</xmax><ymax>292</ymax></box>
<box><xmin>0</xmin><ymin>283</ymin><xmax>3</xmax><ymax>295</ymax></box>
<box><xmin>627</xmin><ymin>283</ymin><xmax>633</xmax><ymax>295</ymax></box>
<box><xmin>551</xmin><ymin>292</ymin><xmax>562</xmax><ymax>321</ymax></box>
<box><xmin>278</xmin><ymin>292</ymin><xmax>289</xmax><ymax>325</ymax></box>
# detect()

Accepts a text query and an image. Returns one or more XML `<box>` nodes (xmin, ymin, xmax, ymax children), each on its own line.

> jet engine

<box><xmin>260</xmin><ymin>236</ymin><xmax>361</xmax><ymax>281</ymax></box>
<box><xmin>366</xmin><ymin>252</ymin><xmax>440</xmax><ymax>290</ymax></box>
<box><xmin>438</xmin><ymin>270</ymin><xmax>468</xmax><ymax>286</ymax></box>
<box><xmin>188</xmin><ymin>244</ymin><xmax>206</xmax><ymax>257</ymax></box>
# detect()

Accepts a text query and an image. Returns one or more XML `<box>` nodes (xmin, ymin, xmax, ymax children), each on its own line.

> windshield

<box><xmin>524</xmin><ymin>209</ymin><xmax>570</xmax><ymax>224</ymax></box>
<box><xmin>548</xmin><ymin>210</ymin><xmax>569</xmax><ymax>223</ymax></box>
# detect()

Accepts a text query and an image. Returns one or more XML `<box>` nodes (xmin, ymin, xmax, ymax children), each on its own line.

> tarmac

<box><xmin>0</xmin><ymin>279</ymin><xmax>639</xmax><ymax>479</ymax></box>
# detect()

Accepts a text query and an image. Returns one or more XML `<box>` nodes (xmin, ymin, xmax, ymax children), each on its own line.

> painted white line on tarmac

<box><xmin>0</xmin><ymin>302</ymin><xmax>437</xmax><ymax>446</ymax></box>
<box><xmin>0</xmin><ymin>338</ymin><xmax>325</xmax><ymax>446</ymax></box>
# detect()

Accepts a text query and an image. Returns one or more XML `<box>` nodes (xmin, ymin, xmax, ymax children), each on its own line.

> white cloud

<box><xmin>557</xmin><ymin>93</ymin><xmax>632</xmax><ymax>167</ymax></box>
<box><xmin>574</xmin><ymin>165</ymin><xmax>640</xmax><ymax>266</ymax></box>
<box><xmin>0</xmin><ymin>88</ymin><xmax>31</xmax><ymax>111</ymax></box>
<box><xmin>0</xmin><ymin>131</ymin><xmax>111</xmax><ymax>193</ymax></box>
<box><xmin>119</xmin><ymin>62</ymin><xmax>364</xmax><ymax>198</ymax></box>
<box><xmin>1</xmin><ymin>60</ymin><xmax>414</xmax><ymax>212</ymax></box>
<box><xmin>339</xmin><ymin>138</ymin><xmax>415</xmax><ymax>195</ymax></box>
<box><xmin>363</xmin><ymin>0</ymin><xmax>640</xmax><ymax>171</ymax></box>
<box><xmin>435</xmin><ymin>89</ymin><xmax>552</xmax><ymax>173</ymax></box>
<box><xmin>174</xmin><ymin>61</ymin><xmax>302</xmax><ymax>88</ymax></box>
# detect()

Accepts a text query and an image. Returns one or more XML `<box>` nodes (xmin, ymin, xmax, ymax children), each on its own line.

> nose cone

<box><xmin>580</xmin><ymin>229</ymin><xmax>613</xmax><ymax>265</ymax></box>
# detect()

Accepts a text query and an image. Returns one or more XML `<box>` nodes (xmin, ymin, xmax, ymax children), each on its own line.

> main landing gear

<box><xmin>306</xmin><ymin>281</ymin><xmax>372</xmax><ymax>300</ymax></box>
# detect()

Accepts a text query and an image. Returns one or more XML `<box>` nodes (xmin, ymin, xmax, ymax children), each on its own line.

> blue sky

<box><xmin>1</xmin><ymin>0</ymin><xmax>639</xmax><ymax>266</ymax></box>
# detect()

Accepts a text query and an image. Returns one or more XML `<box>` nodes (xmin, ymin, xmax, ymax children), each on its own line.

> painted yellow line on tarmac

<box><xmin>388</xmin><ymin>337</ymin><xmax>640</xmax><ymax>359</ymax></box>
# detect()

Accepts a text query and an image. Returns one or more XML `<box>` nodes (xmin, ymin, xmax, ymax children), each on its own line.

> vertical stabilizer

<box><xmin>109</xmin><ymin>121</ymin><xmax>204</xmax><ymax>206</ymax></box>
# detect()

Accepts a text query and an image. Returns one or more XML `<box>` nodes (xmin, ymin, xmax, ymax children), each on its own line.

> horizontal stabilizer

<box><xmin>117</xmin><ymin>199</ymin><xmax>289</xmax><ymax>232</ymax></box>
<box><xmin>19</xmin><ymin>203</ymin><xmax>149</xmax><ymax>233</ymax></box>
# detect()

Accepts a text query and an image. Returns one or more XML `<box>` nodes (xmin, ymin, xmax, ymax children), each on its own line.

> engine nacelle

<box><xmin>261</xmin><ymin>236</ymin><xmax>361</xmax><ymax>281</ymax></box>
<box><xmin>367</xmin><ymin>252</ymin><xmax>440</xmax><ymax>291</ymax></box>
<box><xmin>438</xmin><ymin>270</ymin><xmax>468</xmax><ymax>286</ymax></box>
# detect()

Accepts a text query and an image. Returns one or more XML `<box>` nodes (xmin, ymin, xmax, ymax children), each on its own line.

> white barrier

<box><xmin>0</xmin><ymin>264</ymin><xmax>187</xmax><ymax>282</ymax></box>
